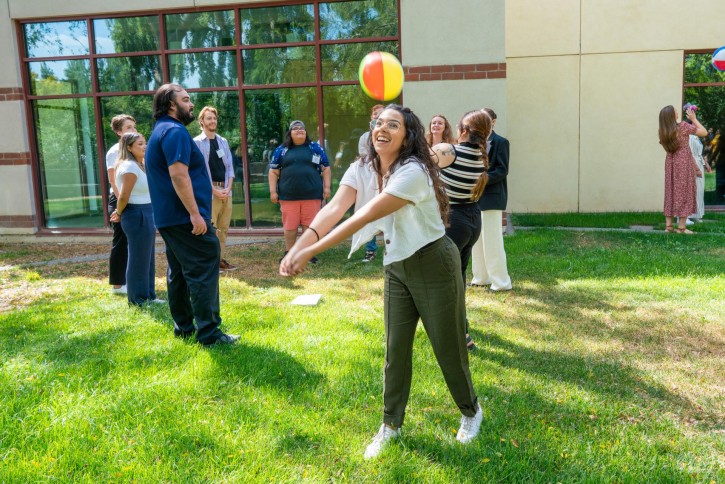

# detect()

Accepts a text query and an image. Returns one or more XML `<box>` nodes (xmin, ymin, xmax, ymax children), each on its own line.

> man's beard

<box><xmin>177</xmin><ymin>106</ymin><xmax>195</xmax><ymax>126</ymax></box>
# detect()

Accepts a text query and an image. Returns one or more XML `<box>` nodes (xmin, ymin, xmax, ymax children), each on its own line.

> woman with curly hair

<box><xmin>280</xmin><ymin>104</ymin><xmax>482</xmax><ymax>460</ymax></box>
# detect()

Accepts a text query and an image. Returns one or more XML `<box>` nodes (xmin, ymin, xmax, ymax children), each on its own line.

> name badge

<box><xmin>216</xmin><ymin>148</ymin><xmax>225</xmax><ymax>159</ymax></box>
<box><xmin>312</xmin><ymin>154</ymin><xmax>321</xmax><ymax>165</ymax></box>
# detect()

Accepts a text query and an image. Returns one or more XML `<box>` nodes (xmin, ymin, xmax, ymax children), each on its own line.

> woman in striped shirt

<box><xmin>432</xmin><ymin>110</ymin><xmax>491</xmax><ymax>350</ymax></box>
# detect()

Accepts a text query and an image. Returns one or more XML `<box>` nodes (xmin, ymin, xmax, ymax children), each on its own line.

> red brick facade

<box><xmin>0</xmin><ymin>87</ymin><xmax>24</xmax><ymax>101</ymax></box>
<box><xmin>404</xmin><ymin>63</ymin><xmax>506</xmax><ymax>82</ymax></box>
<box><xmin>0</xmin><ymin>152</ymin><xmax>32</xmax><ymax>166</ymax></box>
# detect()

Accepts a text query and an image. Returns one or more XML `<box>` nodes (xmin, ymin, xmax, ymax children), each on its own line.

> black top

<box><xmin>277</xmin><ymin>145</ymin><xmax>323</xmax><ymax>200</ymax></box>
<box><xmin>208</xmin><ymin>137</ymin><xmax>226</xmax><ymax>183</ymax></box>
<box><xmin>477</xmin><ymin>131</ymin><xmax>510</xmax><ymax>211</ymax></box>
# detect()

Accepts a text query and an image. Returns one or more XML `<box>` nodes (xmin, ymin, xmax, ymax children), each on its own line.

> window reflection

<box><xmin>186</xmin><ymin>92</ymin><xmax>247</xmax><ymax>227</ymax></box>
<box><xmin>93</xmin><ymin>16</ymin><xmax>160</xmax><ymax>54</ymax></box>
<box><xmin>166</xmin><ymin>11</ymin><xmax>236</xmax><ymax>49</ymax></box>
<box><xmin>240</xmin><ymin>5</ymin><xmax>315</xmax><ymax>45</ymax></box>
<box><xmin>24</xmin><ymin>21</ymin><xmax>89</xmax><ymax>58</ymax></box>
<box><xmin>321</xmin><ymin>41</ymin><xmax>399</xmax><ymax>82</ymax></box>
<box><xmin>33</xmin><ymin>98</ymin><xmax>102</xmax><ymax>228</ymax></box>
<box><xmin>320</xmin><ymin>0</ymin><xmax>398</xmax><ymax>40</ymax></box>
<box><xmin>245</xmin><ymin>88</ymin><xmax>318</xmax><ymax>226</ymax></box>
<box><xmin>97</xmin><ymin>56</ymin><xmax>162</xmax><ymax>92</ymax></box>
<box><xmin>99</xmin><ymin>95</ymin><xmax>154</xmax><ymax>154</ymax></box>
<box><xmin>169</xmin><ymin>52</ymin><xmax>238</xmax><ymax>88</ymax></box>
<box><xmin>243</xmin><ymin>47</ymin><xmax>316</xmax><ymax>85</ymax></box>
<box><xmin>28</xmin><ymin>60</ymin><xmax>92</xmax><ymax>95</ymax></box>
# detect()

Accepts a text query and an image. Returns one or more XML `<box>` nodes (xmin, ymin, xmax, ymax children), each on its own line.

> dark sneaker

<box><xmin>309</xmin><ymin>256</ymin><xmax>319</xmax><ymax>264</ymax></box>
<box><xmin>362</xmin><ymin>250</ymin><xmax>376</xmax><ymax>262</ymax></box>
<box><xmin>220</xmin><ymin>259</ymin><xmax>237</xmax><ymax>271</ymax></box>
<box><xmin>202</xmin><ymin>333</ymin><xmax>240</xmax><ymax>347</ymax></box>
<box><xmin>279</xmin><ymin>251</ymin><xmax>289</xmax><ymax>264</ymax></box>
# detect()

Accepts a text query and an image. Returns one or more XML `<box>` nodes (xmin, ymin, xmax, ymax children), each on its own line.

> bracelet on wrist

<box><xmin>308</xmin><ymin>226</ymin><xmax>320</xmax><ymax>241</ymax></box>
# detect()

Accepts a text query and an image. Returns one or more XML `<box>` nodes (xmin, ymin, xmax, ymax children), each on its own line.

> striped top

<box><xmin>440</xmin><ymin>142</ymin><xmax>485</xmax><ymax>205</ymax></box>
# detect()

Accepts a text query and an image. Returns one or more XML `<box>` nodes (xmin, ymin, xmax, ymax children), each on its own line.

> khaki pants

<box><xmin>382</xmin><ymin>236</ymin><xmax>478</xmax><ymax>428</ymax></box>
<box><xmin>211</xmin><ymin>195</ymin><xmax>233</xmax><ymax>259</ymax></box>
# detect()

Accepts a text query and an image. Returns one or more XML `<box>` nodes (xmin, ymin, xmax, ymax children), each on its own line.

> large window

<box><xmin>21</xmin><ymin>1</ymin><xmax>401</xmax><ymax>230</ymax></box>
<box><xmin>683</xmin><ymin>51</ymin><xmax>725</xmax><ymax>207</ymax></box>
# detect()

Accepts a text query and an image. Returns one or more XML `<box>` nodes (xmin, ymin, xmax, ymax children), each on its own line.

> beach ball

<box><xmin>713</xmin><ymin>46</ymin><xmax>725</xmax><ymax>71</ymax></box>
<box><xmin>359</xmin><ymin>51</ymin><xmax>404</xmax><ymax>101</ymax></box>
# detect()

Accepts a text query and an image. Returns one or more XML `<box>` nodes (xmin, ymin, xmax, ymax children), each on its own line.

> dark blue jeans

<box><xmin>108</xmin><ymin>194</ymin><xmax>128</xmax><ymax>286</ymax></box>
<box><xmin>365</xmin><ymin>236</ymin><xmax>377</xmax><ymax>253</ymax></box>
<box><xmin>120</xmin><ymin>203</ymin><xmax>156</xmax><ymax>305</ymax></box>
<box><xmin>158</xmin><ymin>222</ymin><xmax>224</xmax><ymax>344</ymax></box>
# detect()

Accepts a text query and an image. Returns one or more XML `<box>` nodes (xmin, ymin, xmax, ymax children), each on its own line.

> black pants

<box><xmin>158</xmin><ymin>222</ymin><xmax>224</xmax><ymax>344</ymax></box>
<box><xmin>445</xmin><ymin>203</ymin><xmax>482</xmax><ymax>335</ymax></box>
<box><xmin>108</xmin><ymin>194</ymin><xmax>128</xmax><ymax>286</ymax></box>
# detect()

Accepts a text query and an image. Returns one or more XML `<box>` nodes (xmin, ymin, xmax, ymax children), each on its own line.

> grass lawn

<box><xmin>0</xmin><ymin>223</ymin><xmax>723</xmax><ymax>481</ymax></box>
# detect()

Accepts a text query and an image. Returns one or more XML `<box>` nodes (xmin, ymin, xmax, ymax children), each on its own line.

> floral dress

<box><xmin>664</xmin><ymin>122</ymin><xmax>697</xmax><ymax>217</ymax></box>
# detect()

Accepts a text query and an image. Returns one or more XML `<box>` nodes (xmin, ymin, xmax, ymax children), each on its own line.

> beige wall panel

<box><xmin>506</xmin><ymin>0</ymin><xmax>580</xmax><ymax>58</ymax></box>
<box><xmin>0</xmin><ymin>102</ymin><xmax>29</xmax><ymax>152</ymax></box>
<box><xmin>579</xmin><ymin>51</ymin><xmax>684</xmax><ymax>212</ymax></box>
<box><xmin>582</xmin><ymin>0</ymin><xmax>725</xmax><ymax>54</ymax></box>
<box><xmin>403</xmin><ymin>79</ymin><xmax>507</xmax><ymax>138</ymax></box>
<box><xmin>506</xmin><ymin>56</ymin><xmax>580</xmax><ymax>212</ymax></box>
<box><xmin>0</xmin><ymin>1</ymin><xmax>22</xmax><ymax>87</ymax></box>
<box><xmin>0</xmin><ymin>166</ymin><xmax>34</xmax><ymax>215</ymax></box>
<box><xmin>401</xmin><ymin>0</ymin><xmax>504</xmax><ymax>66</ymax></box>
<box><xmin>8</xmin><ymin>0</ymin><xmax>193</xmax><ymax>18</ymax></box>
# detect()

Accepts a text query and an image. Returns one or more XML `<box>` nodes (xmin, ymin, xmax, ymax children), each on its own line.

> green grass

<box><xmin>0</xmin><ymin>228</ymin><xmax>724</xmax><ymax>481</ymax></box>
<box><xmin>512</xmin><ymin>211</ymin><xmax>725</xmax><ymax>233</ymax></box>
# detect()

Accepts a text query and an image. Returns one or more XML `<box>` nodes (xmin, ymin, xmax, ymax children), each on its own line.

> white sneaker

<box><xmin>456</xmin><ymin>404</ymin><xmax>483</xmax><ymax>444</ymax></box>
<box><xmin>364</xmin><ymin>424</ymin><xmax>400</xmax><ymax>460</ymax></box>
<box><xmin>686</xmin><ymin>218</ymin><xmax>695</xmax><ymax>226</ymax></box>
<box><xmin>111</xmin><ymin>285</ymin><xmax>127</xmax><ymax>295</ymax></box>
<box><xmin>151</xmin><ymin>298</ymin><xmax>166</xmax><ymax>304</ymax></box>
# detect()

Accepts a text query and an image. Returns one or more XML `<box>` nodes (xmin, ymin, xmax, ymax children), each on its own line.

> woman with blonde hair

<box><xmin>658</xmin><ymin>105</ymin><xmax>706</xmax><ymax>234</ymax></box>
<box><xmin>426</xmin><ymin>114</ymin><xmax>454</xmax><ymax>146</ymax></box>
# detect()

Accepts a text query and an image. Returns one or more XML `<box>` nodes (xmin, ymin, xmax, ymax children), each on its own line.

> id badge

<box><xmin>312</xmin><ymin>154</ymin><xmax>321</xmax><ymax>165</ymax></box>
<box><xmin>216</xmin><ymin>148</ymin><xmax>225</xmax><ymax>159</ymax></box>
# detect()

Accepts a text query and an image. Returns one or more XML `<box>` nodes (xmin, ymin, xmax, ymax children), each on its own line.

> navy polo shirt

<box><xmin>146</xmin><ymin>115</ymin><xmax>212</xmax><ymax>228</ymax></box>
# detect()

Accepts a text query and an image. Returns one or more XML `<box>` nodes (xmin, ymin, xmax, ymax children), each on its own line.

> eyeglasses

<box><xmin>291</xmin><ymin>127</ymin><xmax>306</xmax><ymax>132</ymax></box>
<box><xmin>372</xmin><ymin>119</ymin><xmax>401</xmax><ymax>132</ymax></box>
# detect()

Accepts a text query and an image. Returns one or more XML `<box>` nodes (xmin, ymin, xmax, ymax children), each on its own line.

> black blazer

<box><xmin>477</xmin><ymin>131</ymin><xmax>509</xmax><ymax>211</ymax></box>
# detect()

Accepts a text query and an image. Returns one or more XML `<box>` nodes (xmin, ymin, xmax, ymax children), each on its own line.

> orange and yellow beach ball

<box><xmin>358</xmin><ymin>51</ymin><xmax>404</xmax><ymax>101</ymax></box>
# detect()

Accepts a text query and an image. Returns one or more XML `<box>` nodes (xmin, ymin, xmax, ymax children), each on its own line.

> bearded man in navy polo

<box><xmin>145</xmin><ymin>83</ymin><xmax>239</xmax><ymax>346</ymax></box>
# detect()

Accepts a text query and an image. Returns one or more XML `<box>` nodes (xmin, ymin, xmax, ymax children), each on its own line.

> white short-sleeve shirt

<box><xmin>380</xmin><ymin>161</ymin><xmax>445</xmax><ymax>264</ymax></box>
<box><xmin>115</xmin><ymin>160</ymin><xmax>151</xmax><ymax>204</ymax></box>
<box><xmin>340</xmin><ymin>159</ymin><xmax>382</xmax><ymax>256</ymax></box>
<box><xmin>106</xmin><ymin>143</ymin><xmax>120</xmax><ymax>195</ymax></box>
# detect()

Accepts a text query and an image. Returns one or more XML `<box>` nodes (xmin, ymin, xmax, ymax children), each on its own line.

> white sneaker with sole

<box><xmin>364</xmin><ymin>424</ymin><xmax>400</xmax><ymax>460</ymax></box>
<box><xmin>456</xmin><ymin>404</ymin><xmax>483</xmax><ymax>444</ymax></box>
<box><xmin>111</xmin><ymin>285</ymin><xmax>127</xmax><ymax>295</ymax></box>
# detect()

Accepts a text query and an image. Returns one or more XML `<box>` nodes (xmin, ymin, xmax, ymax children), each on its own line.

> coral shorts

<box><xmin>279</xmin><ymin>199</ymin><xmax>322</xmax><ymax>230</ymax></box>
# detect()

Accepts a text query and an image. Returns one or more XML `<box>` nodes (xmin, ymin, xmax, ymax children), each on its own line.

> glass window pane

<box><xmin>320</xmin><ymin>0</ymin><xmax>398</xmax><ymax>41</ymax></box>
<box><xmin>33</xmin><ymin>98</ymin><xmax>102</xmax><ymax>228</ymax></box>
<box><xmin>184</xmin><ymin>92</ymin><xmax>246</xmax><ymax>227</ymax></box>
<box><xmin>165</xmin><ymin>11</ymin><xmax>236</xmax><ymax>49</ymax></box>
<box><xmin>93</xmin><ymin>16</ymin><xmax>160</xmax><ymax>54</ymax></box>
<box><xmin>99</xmin><ymin>95</ymin><xmax>154</xmax><ymax>155</ymax></box>
<box><xmin>240</xmin><ymin>5</ymin><xmax>315</xmax><ymax>45</ymax></box>
<box><xmin>24</xmin><ymin>21</ymin><xmax>89</xmax><ymax>58</ymax></box>
<box><xmin>96</xmin><ymin>56</ymin><xmax>161</xmax><ymax>92</ymax></box>
<box><xmin>169</xmin><ymin>52</ymin><xmax>238</xmax><ymax>88</ymax></box>
<box><xmin>243</xmin><ymin>47</ymin><xmax>316</xmax><ymax>85</ymax></box>
<box><xmin>28</xmin><ymin>60</ymin><xmax>92</xmax><ymax>95</ymax></box>
<box><xmin>684</xmin><ymin>53</ymin><xmax>725</xmax><ymax>84</ymax></box>
<box><xmin>322</xmin><ymin>85</ymin><xmax>398</xmax><ymax>192</ymax></box>
<box><xmin>321</xmin><ymin>41</ymin><xmax>399</xmax><ymax>82</ymax></box>
<box><xmin>244</xmin><ymin>88</ymin><xmax>318</xmax><ymax>227</ymax></box>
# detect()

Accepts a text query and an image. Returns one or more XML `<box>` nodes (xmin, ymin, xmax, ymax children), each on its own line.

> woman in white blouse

<box><xmin>280</xmin><ymin>104</ymin><xmax>482</xmax><ymax>460</ymax></box>
<box><xmin>110</xmin><ymin>132</ymin><xmax>160</xmax><ymax>306</ymax></box>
